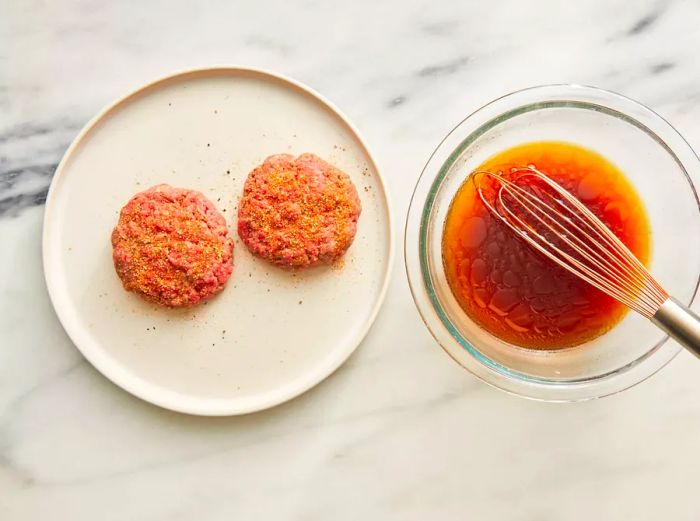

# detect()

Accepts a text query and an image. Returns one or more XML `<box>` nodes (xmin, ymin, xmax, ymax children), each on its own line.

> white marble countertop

<box><xmin>3</xmin><ymin>0</ymin><xmax>700</xmax><ymax>519</ymax></box>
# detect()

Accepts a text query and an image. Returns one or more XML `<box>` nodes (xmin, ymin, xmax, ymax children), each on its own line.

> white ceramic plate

<box><xmin>43</xmin><ymin>67</ymin><xmax>393</xmax><ymax>415</ymax></box>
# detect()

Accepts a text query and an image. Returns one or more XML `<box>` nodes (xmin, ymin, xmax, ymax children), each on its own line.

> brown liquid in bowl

<box><xmin>442</xmin><ymin>141</ymin><xmax>651</xmax><ymax>349</ymax></box>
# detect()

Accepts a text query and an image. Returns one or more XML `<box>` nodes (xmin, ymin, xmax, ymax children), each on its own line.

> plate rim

<box><xmin>42</xmin><ymin>65</ymin><xmax>394</xmax><ymax>416</ymax></box>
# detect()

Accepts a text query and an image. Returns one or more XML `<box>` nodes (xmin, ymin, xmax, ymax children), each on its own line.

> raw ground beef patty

<box><xmin>237</xmin><ymin>153</ymin><xmax>362</xmax><ymax>269</ymax></box>
<box><xmin>111</xmin><ymin>184</ymin><xmax>234</xmax><ymax>307</ymax></box>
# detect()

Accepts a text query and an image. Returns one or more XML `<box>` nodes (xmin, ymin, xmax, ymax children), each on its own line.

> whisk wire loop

<box><xmin>472</xmin><ymin>167</ymin><xmax>668</xmax><ymax>319</ymax></box>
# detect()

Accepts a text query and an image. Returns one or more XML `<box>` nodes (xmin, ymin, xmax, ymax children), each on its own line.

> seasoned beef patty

<box><xmin>111</xmin><ymin>184</ymin><xmax>233</xmax><ymax>307</ymax></box>
<box><xmin>237</xmin><ymin>153</ymin><xmax>361</xmax><ymax>269</ymax></box>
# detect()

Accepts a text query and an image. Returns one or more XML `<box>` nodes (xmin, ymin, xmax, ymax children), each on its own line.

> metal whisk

<box><xmin>473</xmin><ymin>166</ymin><xmax>700</xmax><ymax>356</ymax></box>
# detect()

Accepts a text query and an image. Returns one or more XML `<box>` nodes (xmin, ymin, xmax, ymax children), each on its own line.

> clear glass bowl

<box><xmin>405</xmin><ymin>84</ymin><xmax>700</xmax><ymax>401</ymax></box>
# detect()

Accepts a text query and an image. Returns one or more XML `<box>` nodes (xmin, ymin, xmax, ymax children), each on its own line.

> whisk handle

<box><xmin>652</xmin><ymin>297</ymin><xmax>700</xmax><ymax>358</ymax></box>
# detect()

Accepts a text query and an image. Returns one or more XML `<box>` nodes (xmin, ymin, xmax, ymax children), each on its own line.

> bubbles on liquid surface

<box><xmin>442</xmin><ymin>141</ymin><xmax>650</xmax><ymax>349</ymax></box>
<box><xmin>488</xmin><ymin>288</ymin><xmax>519</xmax><ymax>316</ymax></box>
<box><xmin>460</xmin><ymin>216</ymin><xmax>487</xmax><ymax>248</ymax></box>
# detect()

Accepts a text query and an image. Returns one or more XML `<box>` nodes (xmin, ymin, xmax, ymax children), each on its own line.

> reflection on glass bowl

<box><xmin>405</xmin><ymin>84</ymin><xmax>700</xmax><ymax>401</ymax></box>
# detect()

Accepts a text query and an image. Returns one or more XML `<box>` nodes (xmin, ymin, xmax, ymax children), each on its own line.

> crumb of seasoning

<box><xmin>207</xmin><ymin>143</ymin><xmax>210</xmax><ymax>147</ymax></box>
<box><xmin>298</xmin><ymin>300</ymin><xmax>303</xmax><ymax>305</ymax></box>
<box><xmin>214</xmin><ymin>109</ymin><xmax>218</xmax><ymax>114</ymax></box>
<box><xmin>168</xmin><ymin>102</ymin><xmax>171</xmax><ymax>106</ymax></box>
<box><xmin>226</xmin><ymin>170</ymin><xmax>230</xmax><ymax>174</ymax></box>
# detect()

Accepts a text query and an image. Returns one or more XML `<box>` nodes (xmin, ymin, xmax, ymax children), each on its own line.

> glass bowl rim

<box><xmin>404</xmin><ymin>83</ymin><xmax>700</xmax><ymax>401</ymax></box>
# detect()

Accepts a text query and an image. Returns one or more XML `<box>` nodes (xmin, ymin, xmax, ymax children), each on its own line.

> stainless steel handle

<box><xmin>651</xmin><ymin>297</ymin><xmax>700</xmax><ymax>358</ymax></box>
